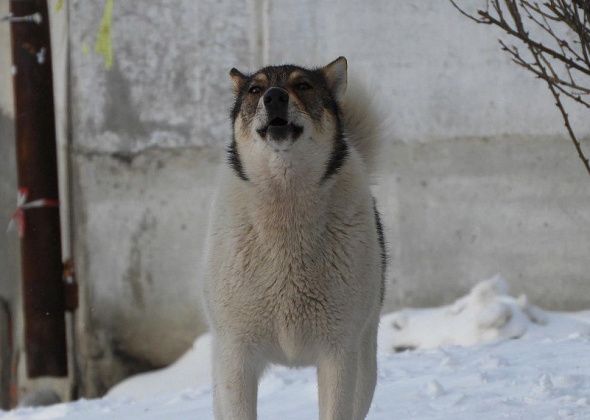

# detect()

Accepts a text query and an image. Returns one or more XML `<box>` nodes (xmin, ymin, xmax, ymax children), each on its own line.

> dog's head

<box><xmin>228</xmin><ymin>57</ymin><xmax>348</xmax><ymax>183</ymax></box>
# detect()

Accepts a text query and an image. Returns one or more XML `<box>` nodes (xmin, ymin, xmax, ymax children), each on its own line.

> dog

<box><xmin>202</xmin><ymin>57</ymin><xmax>386</xmax><ymax>420</ymax></box>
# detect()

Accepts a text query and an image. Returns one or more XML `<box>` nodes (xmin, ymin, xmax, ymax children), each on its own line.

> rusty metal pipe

<box><xmin>10</xmin><ymin>0</ymin><xmax>67</xmax><ymax>378</ymax></box>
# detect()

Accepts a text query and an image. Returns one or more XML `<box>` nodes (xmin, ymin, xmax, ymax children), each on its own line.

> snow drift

<box><xmin>2</xmin><ymin>276</ymin><xmax>590</xmax><ymax>419</ymax></box>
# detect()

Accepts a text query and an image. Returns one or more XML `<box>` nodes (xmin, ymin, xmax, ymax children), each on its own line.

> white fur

<box><xmin>202</xmin><ymin>73</ymin><xmax>383</xmax><ymax>420</ymax></box>
<box><xmin>341</xmin><ymin>79</ymin><xmax>383</xmax><ymax>175</ymax></box>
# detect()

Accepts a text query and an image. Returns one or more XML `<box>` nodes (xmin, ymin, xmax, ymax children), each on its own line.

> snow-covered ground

<box><xmin>3</xmin><ymin>276</ymin><xmax>590</xmax><ymax>419</ymax></box>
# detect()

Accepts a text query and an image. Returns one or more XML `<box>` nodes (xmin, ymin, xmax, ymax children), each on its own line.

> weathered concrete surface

<box><xmin>68</xmin><ymin>0</ymin><xmax>252</xmax><ymax>153</ymax></box>
<box><xmin>67</xmin><ymin>0</ymin><xmax>252</xmax><ymax>395</ymax></box>
<box><xmin>0</xmin><ymin>0</ymin><xmax>19</xmax><ymax>308</ymax></box>
<box><xmin>0</xmin><ymin>109</ymin><xmax>18</xmax><ymax>407</ymax></box>
<box><xmin>264</xmin><ymin>0</ymin><xmax>590</xmax><ymax>141</ymax></box>
<box><xmin>376</xmin><ymin>135</ymin><xmax>590</xmax><ymax>310</ymax></box>
<box><xmin>71</xmin><ymin>148</ymin><xmax>217</xmax><ymax>394</ymax></box>
<box><xmin>0</xmin><ymin>112</ymin><xmax>19</xmax><ymax>307</ymax></box>
<box><xmin>0</xmin><ymin>0</ymin><xmax>14</xmax><ymax>120</ymax></box>
<box><xmin>64</xmin><ymin>0</ymin><xmax>590</xmax><ymax>395</ymax></box>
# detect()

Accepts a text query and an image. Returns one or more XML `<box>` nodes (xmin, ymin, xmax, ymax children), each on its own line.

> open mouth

<box><xmin>268</xmin><ymin>117</ymin><xmax>288</xmax><ymax>127</ymax></box>
<box><xmin>257</xmin><ymin>118</ymin><xmax>303</xmax><ymax>140</ymax></box>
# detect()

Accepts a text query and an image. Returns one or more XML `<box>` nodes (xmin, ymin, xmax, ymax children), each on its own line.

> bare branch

<box><xmin>449</xmin><ymin>0</ymin><xmax>491</xmax><ymax>23</ymax></box>
<box><xmin>478</xmin><ymin>8</ymin><xmax>590</xmax><ymax>76</ymax></box>
<box><xmin>500</xmin><ymin>41</ymin><xmax>590</xmax><ymax>107</ymax></box>
<box><xmin>452</xmin><ymin>0</ymin><xmax>590</xmax><ymax>177</ymax></box>
<box><xmin>532</xmin><ymin>46</ymin><xmax>590</xmax><ymax>176</ymax></box>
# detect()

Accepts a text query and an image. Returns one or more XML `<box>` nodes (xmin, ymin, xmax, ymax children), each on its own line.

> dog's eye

<box><xmin>248</xmin><ymin>86</ymin><xmax>262</xmax><ymax>94</ymax></box>
<box><xmin>295</xmin><ymin>82</ymin><xmax>312</xmax><ymax>91</ymax></box>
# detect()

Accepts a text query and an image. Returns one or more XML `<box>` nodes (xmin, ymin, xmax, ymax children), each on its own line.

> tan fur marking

<box><xmin>288</xmin><ymin>70</ymin><xmax>304</xmax><ymax>82</ymax></box>
<box><xmin>253</xmin><ymin>73</ymin><xmax>268</xmax><ymax>84</ymax></box>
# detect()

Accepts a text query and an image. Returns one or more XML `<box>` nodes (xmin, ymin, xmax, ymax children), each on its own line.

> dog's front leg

<box><xmin>212</xmin><ymin>337</ymin><xmax>262</xmax><ymax>420</ymax></box>
<box><xmin>317</xmin><ymin>350</ymin><xmax>358</xmax><ymax>420</ymax></box>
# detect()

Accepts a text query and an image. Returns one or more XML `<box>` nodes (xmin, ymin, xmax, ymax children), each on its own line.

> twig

<box><xmin>532</xmin><ymin>46</ymin><xmax>590</xmax><ymax>176</ymax></box>
<box><xmin>451</xmin><ymin>0</ymin><xmax>590</xmax><ymax>177</ymax></box>
<box><xmin>500</xmin><ymin>41</ymin><xmax>590</xmax><ymax>108</ymax></box>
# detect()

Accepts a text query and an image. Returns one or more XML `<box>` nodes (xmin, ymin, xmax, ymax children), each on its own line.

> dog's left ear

<box><xmin>321</xmin><ymin>56</ymin><xmax>347</xmax><ymax>102</ymax></box>
<box><xmin>229</xmin><ymin>68</ymin><xmax>248</xmax><ymax>94</ymax></box>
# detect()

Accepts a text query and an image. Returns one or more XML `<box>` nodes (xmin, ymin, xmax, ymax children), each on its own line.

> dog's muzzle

<box><xmin>257</xmin><ymin>87</ymin><xmax>303</xmax><ymax>141</ymax></box>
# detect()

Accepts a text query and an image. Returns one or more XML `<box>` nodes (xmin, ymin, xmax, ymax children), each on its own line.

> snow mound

<box><xmin>379</xmin><ymin>275</ymin><xmax>590</xmax><ymax>352</ymax></box>
<box><xmin>3</xmin><ymin>275</ymin><xmax>590</xmax><ymax>419</ymax></box>
<box><xmin>110</xmin><ymin>275</ymin><xmax>590</xmax><ymax>400</ymax></box>
<box><xmin>4</xmin><ymin>322</ymin><xmax>590</xmax><ymax>419</ymax></box>
<box><xmin>107</xmin><ymin>333</ymin><xmax>212</xmax><ymax>399</ymax></box>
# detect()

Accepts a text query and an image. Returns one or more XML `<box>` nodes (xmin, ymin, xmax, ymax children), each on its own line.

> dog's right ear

<box><xmin>229</xmin><ymin>68</ymin><xmax>247</xmax><ymax>94</ymax></box>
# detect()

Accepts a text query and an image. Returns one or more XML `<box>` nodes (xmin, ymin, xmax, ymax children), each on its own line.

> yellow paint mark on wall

<box><xmin>82</xmin><ymin>42</ymin><xmax>90</xmax><ymax>56</ymax></box>
<box><xmin>95</xmin><ymin>0</ymin><xmax>114</xmax><ymax>70</ymax></box>
<box><xmin>55</xmin><ymin>0</ymin><xmax>64</xmax><ymax>12</ymax></box>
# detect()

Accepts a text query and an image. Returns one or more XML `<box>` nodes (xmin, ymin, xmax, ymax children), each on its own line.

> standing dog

<box><xmin>203</xmin><ymin>57</ymin><xmax>386</xmax><ymax>420</ymax></box>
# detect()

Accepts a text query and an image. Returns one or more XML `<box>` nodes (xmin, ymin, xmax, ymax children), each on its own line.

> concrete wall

<box><xmin>0</xmin><ymin>0</ymin><xmax>20</xmax><ymax>312</ymax></box>
<box><xmin>68</xmin><ymin>0</ymin><xmax>252</xmax><ymax>395</ymax></box>
<box><xmin>65</xmin><ymin>0</ymin><xmax>590</xmax><ymax>395</ymax></box>
<box><xmin>0</xmin><ymin>4</ymin><xmax>19</xmax><ymax>407</ymax></box>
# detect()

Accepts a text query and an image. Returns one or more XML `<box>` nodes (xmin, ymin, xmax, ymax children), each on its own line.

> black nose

<box><xmin>263</xmin><ymin>87</ymin><xmax>289</xmax><ymax>114</ymax></box>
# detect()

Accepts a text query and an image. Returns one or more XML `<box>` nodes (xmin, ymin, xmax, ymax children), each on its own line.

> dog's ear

<box><xmin>229</xmin><ymin>68</ymin><xmax>248</xmax><ymax>94</ymax></box>
<box><xmin>321</xmin><ymin>56</ymin><xmax>347</xmax><ymax>102</ymax></box>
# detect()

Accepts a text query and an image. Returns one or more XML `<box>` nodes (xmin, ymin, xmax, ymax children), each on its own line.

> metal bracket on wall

<box><xmin>1</xmin><ymin>13</ymin><xmax>42</xmax><ymax>24</ymax></box>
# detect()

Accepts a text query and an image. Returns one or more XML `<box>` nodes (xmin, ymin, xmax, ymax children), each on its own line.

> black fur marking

<box><xmin>227</xmin><ymin>139</ymin><xmax>248</xmax><ymax>181</ymax></box>
<box><xmin>321</xmin><ymin>131</ymin><xmax>349</xmax><ymax>182</ymax></box>
<box><xmin>228</xmin><ymin>62</ymin><xmax>348</xmax><ymax>183</ymax></box>
<box><xmin>229</xmin><ymin>64</ymin><xmax>341</xmax><ymax>125</ymax></box>
<box><xmin>373</xmin><ymin>198</ymin><xmax>387</xmax><ymax>306</ymax></box>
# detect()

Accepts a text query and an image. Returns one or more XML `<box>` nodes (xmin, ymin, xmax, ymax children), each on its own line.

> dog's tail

<box><xmin>341</xmin><ymin>80</ymin><xmax>383</xmax><ymax>174</ymax></box>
